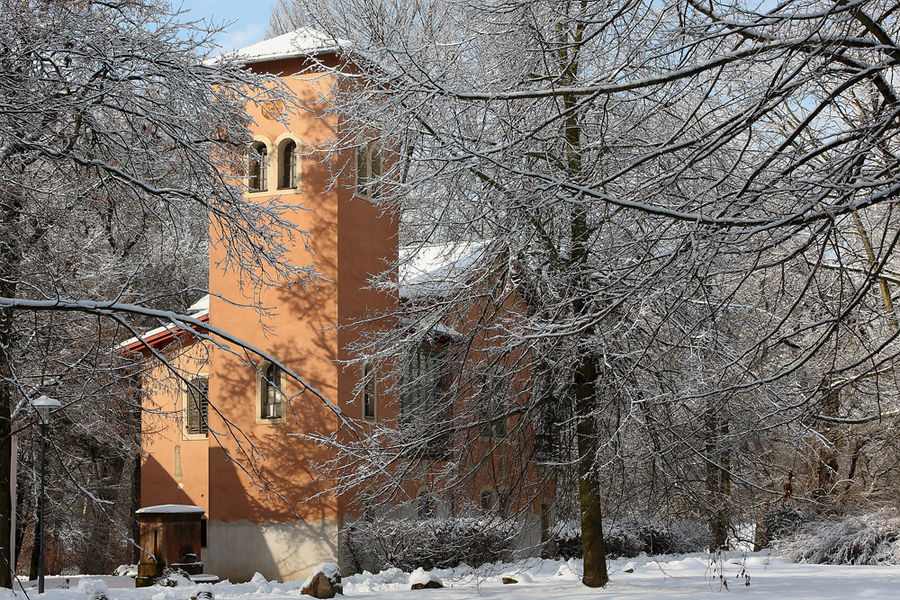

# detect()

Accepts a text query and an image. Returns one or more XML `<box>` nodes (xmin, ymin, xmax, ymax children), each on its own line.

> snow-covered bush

<box><xmin>775</xmin><ymin>510</ymin><xmax>900</xmax><ymax>565</ymax></box>
<box><xmin>76</xmin><ymin>579</ymin><xmax>108</xmax><ymax>600</ymax></box>
<box><xmin>548</xmin><ymin>519</ymin><xmax>708</xmax><ymax>559</ymax></box>
<box><xmin>761</xmin><ymin>507</ymin><xmax>807</xmax><ymax>548</ymax></box>
<box><xmin>343</xmin><ymin>516</ymin><xmax>517</xmax><ymax>573</ymax></box>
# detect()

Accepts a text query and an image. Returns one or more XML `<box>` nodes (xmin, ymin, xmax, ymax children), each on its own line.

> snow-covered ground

<box><xmin>6</xmin><ymin>552</ymin><xmax>900</xmax><ymax>600</ymax></box>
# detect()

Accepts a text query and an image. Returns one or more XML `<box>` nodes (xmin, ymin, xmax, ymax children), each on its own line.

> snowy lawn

<box><xmin>6</xmin><ymin>552</ymin><xmax>900</xmax><ymax>600</ymax></box>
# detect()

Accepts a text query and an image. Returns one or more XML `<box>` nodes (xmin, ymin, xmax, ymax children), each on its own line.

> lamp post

<box><xmin>31</xmin><ymin>395</ymin><xmax>60</xmax><ymax>594</ymax></box>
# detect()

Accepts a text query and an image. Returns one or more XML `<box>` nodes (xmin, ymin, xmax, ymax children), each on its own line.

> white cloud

<box><xmin>219</xmin><ymin>22</ymin><xmax>266</xmax><ymax>52</ymax></box>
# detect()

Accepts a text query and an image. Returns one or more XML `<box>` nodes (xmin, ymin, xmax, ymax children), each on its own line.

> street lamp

<box><xmin>31</xmin><ymin>395</ymin><xmax>60</xmax><ymax>594</ymax></box>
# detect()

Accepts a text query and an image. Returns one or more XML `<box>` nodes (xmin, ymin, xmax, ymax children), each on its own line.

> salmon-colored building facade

<box><xmin>124</xmin><ymin>27</ymin><xmax>557</xmax><ymax>584</ymax></box>
<box><xmin>125</xmin><ymin>29</ymin><xmax>397</xmax><ymax>582</ymax></box>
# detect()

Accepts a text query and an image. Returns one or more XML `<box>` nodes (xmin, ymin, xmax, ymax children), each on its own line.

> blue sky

<box><xmin>176</xmin><ymin>0</ymin><xmax>277</xmax><ymax>52</ymax></box>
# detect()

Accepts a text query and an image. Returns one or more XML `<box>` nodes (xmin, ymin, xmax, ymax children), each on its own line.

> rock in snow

<box><xmin>501</xmin><ymin>571</ymin><xmax>532</xmax><ymax>584</ymax></box>
<box><xmin>409</xmin><ymin>567</ymin><xmax>443</xmax><ymax>590</ymax></box>
<box><xmin>302</xmin><ymin>563</ymin><xmax>343</xmax><ymax>598</ymax></box>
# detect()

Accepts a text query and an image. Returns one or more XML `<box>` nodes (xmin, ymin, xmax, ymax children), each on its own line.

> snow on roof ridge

<box><xmin>188</xmin><ymin>294</ymin><xmax>209</xmax><ymax>314</ymax></box>
<box><xmin>224</xmin><ymin>26</ymin><xmax>351</xmax><ymax>65</ymax></box>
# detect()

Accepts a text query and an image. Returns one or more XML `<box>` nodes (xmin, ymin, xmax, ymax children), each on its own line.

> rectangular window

<box><xmin>401</xmin><ymin>349</ymin><xmax>447</xmax><ymax>421</ymax></box>
<box><xmin>185</xmin><ymin>377</ymin><xmax>209</xmax><ymax>436</ymax></box>
<box><xmin>401</xmin><ymin>349</ymin><xmax>450</xmax><ymax>459</ymax></box>
<box><xmin>363</xmin><ymin>364</ymin><xmax>376</xmax><ymax>420</ymax></box>
<box><xmin>478</xmin><ymin>366</ymin><xmax>509</xmax><ymax>439</ymax></box>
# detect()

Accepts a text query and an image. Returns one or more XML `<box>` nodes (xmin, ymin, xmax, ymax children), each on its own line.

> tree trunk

<box><xmin>0</xmin><ymin>406</ymin><xmax>11</xmax><ymax>588</ymax></box>
<box><xmin>575</xmin><ymin>356</ymin><xmax>608</xmax><ymax>588</ymax></box>
<box><xmin>559</xmin><ymin>8</ymin><xmax>607</xmax><ymax>587</ymax></box>
<box><xmin>127</xmin><ymin>378</ymin><xmax>143</xmax><ymax>565</ymax></box>
<box><xmin>0</xmin><ymin>196</ymin><xmax>21</xmax><ymax>588</ymax></box>
<box><xmin>705</xmin><ymin>407</ymin><xmax>730</xmax><ymax>550</ymax></box>
<box><xmin>13</xmin><ymin>484</ymin><xmax>28</xmax><ymax>572</ymax></box>
<box><xmin>131</xmin><ymin>451</ymin><xmax>142</xmax><ymax>565</ymax></box>
<box><xmin>813</xmin><ymin>387</ymin><xmax>840</xmax><ymax>499</ymax></box>
<box><xmin>28</xmin><ymin>516</ymin><xmax>39</xmax><ymax>581</ymax></box>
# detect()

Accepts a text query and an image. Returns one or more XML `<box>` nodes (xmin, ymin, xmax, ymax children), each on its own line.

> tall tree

<box><xmin>270</xmin><ymin>0</ymin><xmax>900</xmax><ymax>586</ymax></box>
<box><xmin>0</xmin><ymin>0</ymin><xmax>318</xmax><ymax>584</ymax></box>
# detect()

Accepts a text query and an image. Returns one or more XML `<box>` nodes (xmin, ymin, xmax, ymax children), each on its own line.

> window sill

<box><xmin>256</xmin><ymin>415</ymin><xmax>287</xmax><ymax>425</ymax></box>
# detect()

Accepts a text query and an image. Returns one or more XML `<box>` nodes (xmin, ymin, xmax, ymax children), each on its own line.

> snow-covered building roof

<box><xmin>399</xmin><ymin>241</ymin><xmax>487</xmax><ymax>299</ymax></box>
<box><xmin>224</xmin><ymin>27</ymin><xmax>351</xmax><ymax>65</ymax></box>
<box><xmin>117</xmin><ymin>295</ymin><xmax>210</xmax><ymax>353</ymax></box>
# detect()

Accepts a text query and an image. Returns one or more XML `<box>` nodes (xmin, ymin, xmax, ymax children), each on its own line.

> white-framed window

<box><xmin>355</xmin><ymin>143</ymin><xmax>381</xmax><ymax>199</ymax></box>
<box><xmin>363</xmin><ymin>363</ymin><xmax>377</xmax><ymax>420</ymax></box>
<box><xmin>184</xmin><ymin>376</ymin><xmax>209</xmax><ymax>438</ymax></box>
<box><xmin>256</xmin><ymin>360</ymin><xmax>285</xmax><ymax>423</ymax></box>
<box><xmin>277</xmin><ymin>138</ymin><xmax>299</xmax><ymax>189</ymax></box>
<box><xmin>248</xmin><ymin>141</ymin><xmax>268</xmax><ymax>192</ymax></box>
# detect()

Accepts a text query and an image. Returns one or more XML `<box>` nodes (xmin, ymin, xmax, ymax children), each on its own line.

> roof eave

<box><xmin>118</xmin><ymin>312</ymin><xmax>209</xmax><ymax>355</ymax></box>
<box><xmin>236</xmin><ymin>46</ymin><xmax>346</xmax><ymax>66</ymax></box>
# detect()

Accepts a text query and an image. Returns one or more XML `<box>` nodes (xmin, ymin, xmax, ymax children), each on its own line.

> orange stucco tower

<box><xmin>134</xmin><ymin>28</ymin><xmax>397</xmax><ymax>582</ymax></box>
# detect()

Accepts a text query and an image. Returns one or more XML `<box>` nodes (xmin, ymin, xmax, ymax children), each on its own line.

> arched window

<box><xmin>258</xmin><ymin>361</ymin><xmax>284</xmax><ymax>421</ymax></box>
<box><xmin>278</xmin><ymin>139</ymin><xmax>298</xmax><ymax>189</ymax></box>
<box><xmin>248</xmin><ymin>142</ymin><xmax>267</xmax><ymax>192</ymax></box>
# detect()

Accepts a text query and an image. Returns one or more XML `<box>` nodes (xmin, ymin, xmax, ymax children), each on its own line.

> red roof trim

<box><xmin>119</xmin><ymin>313</ymin><xmax>209</xmax><ymax>356</ymax></box>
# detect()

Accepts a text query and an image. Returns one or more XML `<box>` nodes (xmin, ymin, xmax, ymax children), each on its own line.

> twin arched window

<box><xmin>248</xmin><ymin>138</ymin><xmax>300</xmax><ymax>193</ymax></box>
<box><xmin>248</xmin><ymin>142</ymin><xmax>267</xmax><ymax>192</ymax></box>
<box><xmin>279</xmin><ymin>139</ymin><xmax>297</xmax><ymax>189</ymax></box>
